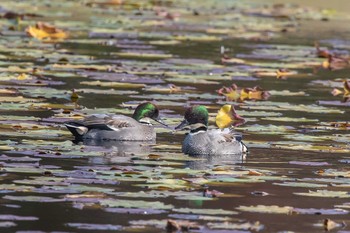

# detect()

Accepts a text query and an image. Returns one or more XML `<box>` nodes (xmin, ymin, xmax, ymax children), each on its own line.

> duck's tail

<box><xmin>64</xmin><ymin>122</ymin><xmax>88</xmax><ymax>138</ymax></box>
<box><xmin>241</xmin><ymin>140</ymin><xmax>248</xmax><ymax>153</ymax></box>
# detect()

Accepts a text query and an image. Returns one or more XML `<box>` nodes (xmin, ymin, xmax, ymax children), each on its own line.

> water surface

<box><xmin>0</xmin><ymin>0</ymin><xmax>350</xmax><ymax>232</ymax></box>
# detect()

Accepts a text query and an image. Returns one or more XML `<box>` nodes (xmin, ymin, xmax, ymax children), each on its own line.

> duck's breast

<box><xmin>182</xmin><ymin>131</ymin><xmax>212</xmax><ymax>155</ymax></box>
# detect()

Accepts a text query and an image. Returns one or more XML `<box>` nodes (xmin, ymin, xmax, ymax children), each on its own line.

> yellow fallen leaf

<box><xmin>248</xmin><ymin>170</ymin><xmax>263</xmax><ymax>176</ymax></box>
<box><xmin>0</xmin><ymin>96</ymin><xmax>41</xmax><ymax>103</ymax></box>
<box><xmin>221</xmin><ymin>56</ymin><xmax>246</xmax><ymax>65</ymax></box>
<box><xmin>70</xmin><ymin>89</ymin><xmax>79</xmax><ymax>102</ymax></box>
<box><xmin>276</xmin><ymin>69</ymin><xmax>297</xmax><ymax>79</ymax></box>
<box><xmin>17</xmin><ymin>73</ymin><xmax>28</xmax><ymax>80</ymax></box>
<box><xmin>86</xmin><ymin>0</ymin><xmax>123</xmax><ymax>7</ymax></box>
<box><xmin>0</xmin><ymin>89</ymin><xmax>17</xmax><ymax>94</ymax></box>
<box><xmin>206</xmin><ymin>28</ymin><xmax>232</xmax><ymax>34</ymax></box>
<box><xmin>240</xmin><ymin>87</ymin><xmax>270</xmax><ymax>100</ymax></box>
<box><xmin>224</xmin><ymin>91</ymin><xmax>240</xmax><ymax>101</ymax></box>
<box><xmin>331</xmin><ymin>88</ymin><xmax>343</xmax><ymax>96</ymax></box>
<box><xmin>322</xmin><ymin>59</ymin><xmax>330</xmax><ymax>69</ymax></box>
<box><xmin>216</xmin><ymin>105</ymin><xmax>245</xmax><ymax>129</ymax></box>
<box><xmin>216</xmin><ymin>84</ymin><xmax>240</xmax><ymax>101</ymax></box>
<box><xmin>26</xmin><ymin>22</ymin><xmax>68</xmax><ymax>40</ymax></box>
<box><xmin>324</xmin><ymin>219</ymin><xmax>338</xmax><ymax>231</ymax></box>
<box><xmin>0</xmin><ymin>145</ymin><xmax>14</xmax><ymax>150</ymax></box>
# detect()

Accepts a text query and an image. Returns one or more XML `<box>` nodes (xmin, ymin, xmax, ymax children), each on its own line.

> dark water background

<box><xmin>0</xmin><ymin>0</ymin><xmax>350</xmax><ymax>232</ymax></box>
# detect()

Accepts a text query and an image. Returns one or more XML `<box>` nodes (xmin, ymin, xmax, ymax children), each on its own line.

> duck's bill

<box><xmin>154</xmin><ymin>117</ymin><xmax>169</xmax><ymax>127</ymax></box>
<box><xmin>175</xmin><ymin>119</ymin><xmax>189</xmax><ymax>130</ymax></box>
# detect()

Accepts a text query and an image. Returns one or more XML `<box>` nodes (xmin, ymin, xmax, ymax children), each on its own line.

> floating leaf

<box><xmin>173</xmin><ymin>208</ymin><xmax>238</xmax><ymax>215</ymax></box>
<box><xmin>289</xmin><ymin>161</ymin><xmax>330</xmax><ymax>166</ymax></box>
<box><xmin>237</xmin><ymin>205</ymin><xmax>294</xmax><ymax>214</ymax></box>
<box><xmin>0</xmin><ymin>222</ymin><xmax>16</xmax><ymax>228</ymax></box>
<box><xmin>66</xmin><ymin>223</ymin><xmax>122</xmax><ymax>231</ymax></box>
<box><xmin>0</xmin><ymin>215</ymin><xmax>38</xmax><ymax>221</ymax></box>
<box><xmin>114</xmin><ymin>51</ymin><xmax>173</xmax><ymax>59</ymax></box>
<box><xmin>100</xmin><ymin>199</ymin><xmax>174</xmax><ymax>210</ymax></box>
<box><xmin>207</xmin><ymin>221</ymin><xmax>263</xmax><ymax>231</ymax></box>
<box><xmin>216</xmin><ymin>105</ymin><xmax>245</xmax><ymax>129</ymax></box>
<box><xmin>26</xmin><ymin>22</ymin><xmax>68</xmax><ymax>40</ymax></box>
<box><xmin>166</xmin><ymin>219</ymin><xmax>200</xmax><ymax>232</ymax></box>
<box><xmin>3</xmin><ymin>195</ymin><xmax>65</xmax><ymax>202</ymax></box>
<box><xmin>294</xmin><ymin>190</ymin><xmax>350</xmax><ymax>198</ymax></box>
<box><xmin>80</xmin><ymin>80</ymin><xmax>145</xmax><ymax>88</ymax></box>
<box><xmin>217</xmin><ymin>84</ymin><xmax>270</xmax><ymax>101</ymax></box>
<box><xmin>273</xmin><ymin>182</ymin><xmax>327</xmax><ymax>188</ymax></box>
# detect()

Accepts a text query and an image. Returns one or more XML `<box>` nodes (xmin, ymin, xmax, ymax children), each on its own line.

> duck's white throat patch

<box><xmin>139</xmin><ymin>117</ymin><xmax>152</xmax><ymax>125</ymax></box>
<box><xmin>189</xmin><ymin>123</ymin><xmax>207</xmax><ymax>135</ymax></box>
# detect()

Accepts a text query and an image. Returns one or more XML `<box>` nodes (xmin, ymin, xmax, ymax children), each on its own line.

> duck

<box><xmin>175</xmin><ymin>105</ymin><xmax>247</xmax><ymax>156</ymax></box>
<box><xmin>65</xmin><ymin>102</ymin><xmax>167</xmax><ymax>141</ymax></box>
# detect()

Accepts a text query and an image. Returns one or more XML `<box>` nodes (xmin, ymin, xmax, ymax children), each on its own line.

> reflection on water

<box><xmin>1</xmin><ymin>0</ymin><xmax>350</xmax><ymax>232</ymax></box>
<box><xmin>74</xmin><ymin>139</ymin><xmax>154</xmax><ymax>163</ymax></box>
<box><xmin>186</xmin><ymin>153</ymin><xmax>246</xmax><ymax>170</ymax></box>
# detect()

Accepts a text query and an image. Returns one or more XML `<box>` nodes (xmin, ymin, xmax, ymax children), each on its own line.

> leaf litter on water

<box><xmin>1</xmin><ymin>0</ymin><xmax>350</xmax><ymax>232</ymax></box>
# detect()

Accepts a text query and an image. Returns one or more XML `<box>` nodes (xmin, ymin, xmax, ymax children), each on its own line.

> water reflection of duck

<box><xmin>175</xmin><ymin>105</ymin><xmax>247</xmax><ymax>156</ymax></box>
<box><xmin>186</xmin><ymin>153</ymin><xmax>246</xmax><ymax>170</ymax></box>
<box><xmin>65</xmin><ymin>102</ymin><xmax>167</xmax><ymax>141</ymax></box>
<box><xmin>73</xmin><ymin>139</ymin><xmax>153</xmax><ymax>157</ymax></box>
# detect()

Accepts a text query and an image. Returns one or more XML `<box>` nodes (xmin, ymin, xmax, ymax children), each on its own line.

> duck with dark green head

<box><xmin>175</xmin><ymin>105</ymin><xmax>247</xmax><ymax>155</ymax></box>
<box><xmin>65</xmin><ymin>102</ymin><xmax>167</xmax><ymax>141</ymax></box>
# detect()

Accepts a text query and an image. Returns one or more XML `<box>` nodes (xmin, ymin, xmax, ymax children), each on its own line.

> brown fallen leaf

<box><xmin>166</xmin><ymin>219</ymin><xmax>200</xmax><ymax>232</ymax></box>
<box><xmin>122</xmin><ymin>170</ymin><xmax>142</xmax><ymax>175</ymax></box>
<box><xmin>329</xmin><ymin>122</ymin><xmax>350</xmax><ymax>128</ymax></box>
<box><xmin>217</xmin><ymin>84</ymin><xmax>270</xmax><ymax>102</ymax></box>
<box><xmin>86</xmin><ymin>0</ymin><xmax>123</xmax><ymax>7</ymax></box>
<box><xmin>248</xmin><ymin>170</ymin><xmax>263</xmax><ymax>176</ymax></box>
<box><xmin>316</xmin><ymin>169</ymin><xmax>325</xmax><ymax>174</ymax></box>
<box><xmin>26</xmin><ymin>22</ymin><xmax>68</xmax><ymax>40</ymax></box>
<box><xmin>71</xmin><ymin>89</ymin><xmax>79</xmax><ymax>103</ymax></box>
<box><xmin>154</xmin><ymin>7</ymin><xmax>180</xmax><ymax>20</ymax></box>
<box><xmin>241</xmin><ymin>86</ymin><xmax>270</xmax><ymax>101</ymax></box>
<box><xmin>2</xmin><ymin>11</ymin><xmax>41</xmax><ymax>20</ymax></box>
<box><xmin>331</xmin><ymin>88</ymin><xmax>343</xmax><ymax>96</ymax></box>
<box><xmin>323</xmin><ymin>55</ymin><xmax>350</xmax><ymax>70</ymax></box>
<box><xmin>331</xmin><ymin>80</ymin><xmax>350</xmax><ymax>102</ymax></box>
<box><xmin>323</xmin><ymin>218</ymin><xmax>345</xmax><ymax>231</ymax></box>
<box><xmin>315</xmin><ymin>41</ymin><xmax>331</xmax><ymax>58</ymax></box>
<box><xmin>343</xmin><ymin>80</ymin><xmax>350</xmax><ymax>95</ymax></box>
<box><xmin>169</xmin><ymin>84</ymin><xmax>181</xmax><ymax>93</ymax></box>
<box><xmin>148</xmin><ymin>154</ymin><xmax>162</xmax><ymax>159</ymax></box>
<box><xmin>217</xmin><ymin>84</ymin><xmax>240</xmax><ymax>101</ymax></box>
<box><xmin>276</xmin><ymin>68</ymin><xmax>298</xmax><ymax>79</ymax></box>
<box><xmin>221</xmin><ymin>54</ymin><xmax>246</xmax><ymax>65</ymax></box>
<box><xmin>203</xmin><ymin>188</ymin><xmax>224</xmax><ymax>198</ymax></box>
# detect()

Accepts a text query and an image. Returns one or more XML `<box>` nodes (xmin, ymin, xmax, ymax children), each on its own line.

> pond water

<box><xmin>0</xmin><ymin>0</ymin><xmax>350</xmax><ymax>232</ymax></box>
